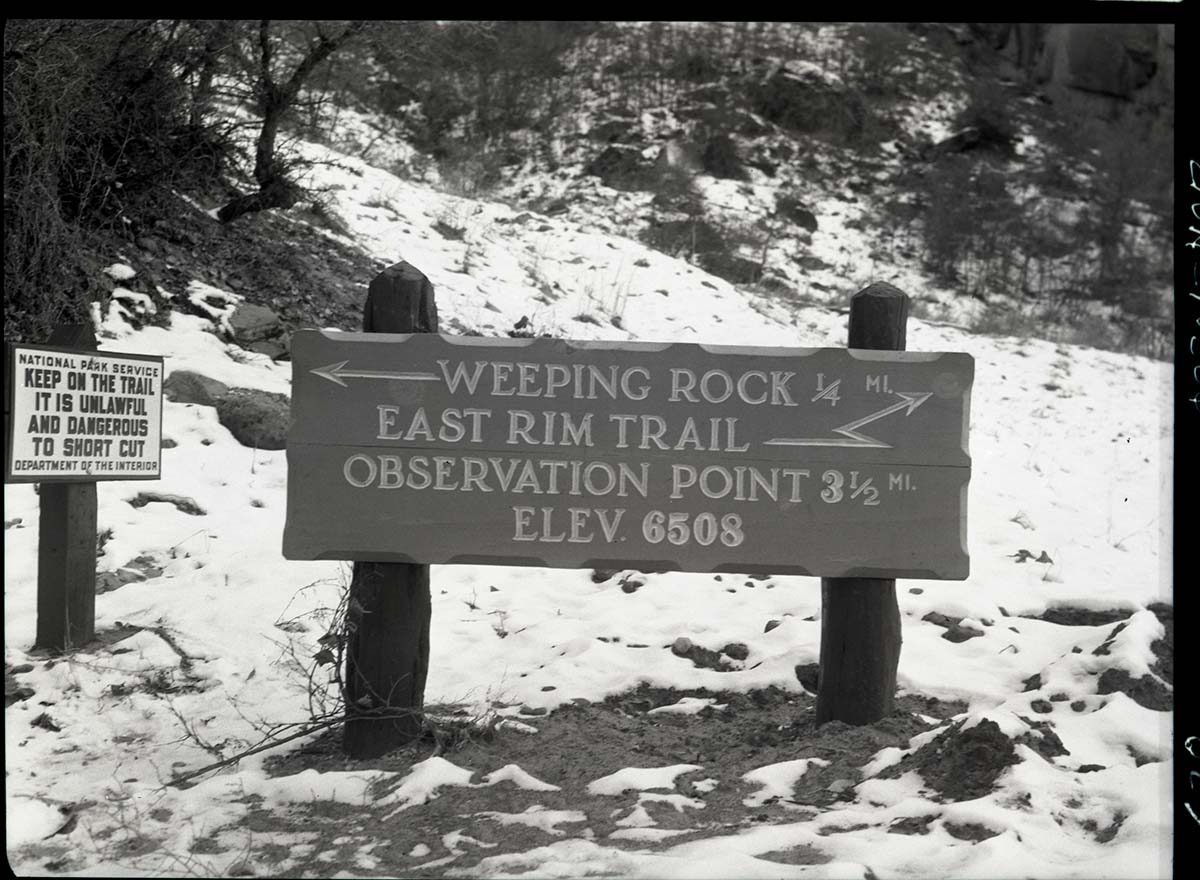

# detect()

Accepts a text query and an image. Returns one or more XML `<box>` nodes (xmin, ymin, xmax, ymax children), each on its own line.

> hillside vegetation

<box><xmin>4</xmin><ymin>20</ymin><xmax>1174</xmax><ymax>356</ymax></box>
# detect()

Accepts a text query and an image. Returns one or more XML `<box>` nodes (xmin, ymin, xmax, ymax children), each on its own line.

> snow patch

<box><xmin>587</xmin><ymin>764</ymin><xmax>702</xmax><ymax>796</ymax></box>
<box><xmin>474</xmin><ymin>805</ymin><xmax>588</xmax><ymax>836</ymax></box>
<box><xmin>742</xmin><ymin>758</ymin><xmax>831</xmax><ymax>807</ymax></box>
<box><xmin>103</xmin><ymin>263</ymin><xmax>137</xmax><ymax>281</ymax></box>
<box><xmin>481</xmin><ymin>763</ymin><xmax>560</xmax><ymax>791</ymax></box>
<box><xmin>648</xmin><ymin>697</ymin><xmax>726</xmax><ymax>715</ymax></box>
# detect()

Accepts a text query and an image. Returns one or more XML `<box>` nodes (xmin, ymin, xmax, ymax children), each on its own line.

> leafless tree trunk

<box><xmin>218</xmin><ymin>20</ymin><xmax>367</xmax><ymax>223</ymax></box>
<box><xmin>189</xmin><ymin>21</ymin><xmax>235</xmax><ymax>129</ymax></box>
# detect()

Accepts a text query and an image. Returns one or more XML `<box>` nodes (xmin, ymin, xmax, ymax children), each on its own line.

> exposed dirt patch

<box><xmin>888</xmin><ymin>814</ymin><xmax>939</xmax><ymax>835</ymax></box>
<box><xmin>5</xmin><ymin>663</ymin><xmax>36</xmax><ymax>707</ymax></box>
<box><xmin>1091</xmin><ymin>622</ymin><xmax>1128</xmax><ymax>655</ymax></box>
<box><xmin>1094</xmin><ymin>811</ymin><xmax>1127</xmax><ymax>843</ymax></box>
<box><xmin>879</xmin><ymin>719</ymin><xmax>1019</xmax><ymax>801</ymax></box>
<box><xmin>236</xmin><ymin>686</ymin><xmax>945</xmax><ymax>877</ymax></box>
<box><xmin>1095</xmin><ymin>668</ymin><xmax>1172</xmax><ymax>711</ymax></box>
<box><xmin>894</xmin><ymin>693</ymin><xmax>969</xmax><ymax>719</ymax></box>
<box><xmin>96</xmin><ymin>554</ymin><xmax>165</xmax><ymax>594</ymax></box>
<box><xmin>944</xmin><ymin>821</ymin><xmax>1001</xmax><ymax>842</ymax></box>
<box><xmin>127</xmin><ymin>492</ymin><xmax>206</xmax><ymax>516</ymax></box>
<box><xmin>755</xmin><ymin>845</ymin><xmax>833</xmax><ymax>865</ymax></box>
<box><xmin>669</xmin><ymin>637</ymin><xmax>735</xmax><ymax>672</ymax></box>
<box><xmin>93</xmin><ymin>196</ymin><xmax>385</xmax><ymax>338</ymax></box>
<box><xmin>1146</xmin><ymin>602</ymin><xmax>1172</xmax><ymax>685</ymax></box>
<box><xmin>1023</xmin><ymin>607</ymin><xmax>1133</xmax><ymax>626</ymax></box>
<box><xmin>794</xmin><ymin>662</ymin><xmax>819</xmax><ymax>693</ymax></box>
<box><xmin>941</xmin><ymin>622</ymin><xmax>985</xmax><ymax>643</ymax></box>
<box><xmin>920</xmin><ymin>612</ymin><xmax>983</xmax><ymax>643</ymax></box>
<box><xmin>1014</xmin><ymin>716</ymin><xmax>1070</xmax><ymax>760</ymax></box>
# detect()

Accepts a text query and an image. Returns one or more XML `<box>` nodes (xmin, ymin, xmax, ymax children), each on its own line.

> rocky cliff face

<box><xmin>981</xmin><ymin>23</ymin><xmax>1173</xmax><ymax>125</ymax></box>
<box><xmin>1038</xmin><ymin>23</ymin><xmax>1172</xmax><ymax>112</ymax></box>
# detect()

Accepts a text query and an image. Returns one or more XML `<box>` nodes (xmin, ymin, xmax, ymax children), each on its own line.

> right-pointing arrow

<box><xmin>765</xmin><ymin>391</ymin><xmax>932</xmax><ymax>448</ymax></box>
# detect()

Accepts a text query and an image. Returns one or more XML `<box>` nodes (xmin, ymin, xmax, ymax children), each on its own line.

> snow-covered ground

<box><xmin>4</xmin><ymin>129</ymin><xmax>1172</xmax><ymax>877</ymax></box>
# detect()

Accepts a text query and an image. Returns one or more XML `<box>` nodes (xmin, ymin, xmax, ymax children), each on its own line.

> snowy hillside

<box><xmin>4</xmin><ymin>124</ymin><xmax>1174</xmax><ymax>878</ymax></box>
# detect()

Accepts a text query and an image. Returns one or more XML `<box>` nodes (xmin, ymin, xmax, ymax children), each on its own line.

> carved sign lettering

<box><xmin>284</xmin><ymin>331</ymin><xmax>973</xmax><ymax>578</ymax></box>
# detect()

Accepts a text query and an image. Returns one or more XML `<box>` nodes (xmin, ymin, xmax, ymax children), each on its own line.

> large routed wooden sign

<box><xmin>4</xmin><ymin>343</ymin><xmax>164</xmax><ymax>483</ymax></box>
<box><xmin>283</xmin><ymin>331</ymin><xmax>972</xmax><ymax>578</ymax></box>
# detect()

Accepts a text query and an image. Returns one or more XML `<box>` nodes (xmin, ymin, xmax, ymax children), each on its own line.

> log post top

<box><xmin>848</xmin><ymin>283</ymin><xmax>909</xmax><ymax>352</ymax></box>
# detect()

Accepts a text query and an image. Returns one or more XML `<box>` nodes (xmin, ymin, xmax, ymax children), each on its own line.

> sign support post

<box><xmin>7</xmin><ymin>325</ymin><xmax>164</xmax><ymax>652</ymax></box>
<box><xmin>343</xmin><ymin>262</ymin><xmax>438</xmax><ymax>759</ymax></box>
<box><xmin>34</xmin><ymin>324</ymin><xmax>99</xmax><ymax>651</ymax></box>
<box><xmin>816</xmin><ymin>283</ymin><xmax>908</xmax><ymax>725</ymax></box>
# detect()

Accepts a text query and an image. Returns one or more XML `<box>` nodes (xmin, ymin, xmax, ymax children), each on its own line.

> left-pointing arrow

<box><xmin>310</xmin><ymin>360</ymin><xmax>441</xmax><ymax>387</ymax></box>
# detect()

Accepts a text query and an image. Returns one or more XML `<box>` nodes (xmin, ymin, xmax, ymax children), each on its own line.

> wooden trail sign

<box><xmin>3</xmin><ymin>327</ymin><xmax>165</xmax><ymax>651</ymax></box>
<box><xmin>285</xmin><ymin>330</ymin><xmax>972</xmax><ymax>579</ymax></box>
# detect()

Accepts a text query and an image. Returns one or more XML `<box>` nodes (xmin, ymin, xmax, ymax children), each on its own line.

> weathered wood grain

<box><xmin>341</xmin><ymin>262</ymin><xmax>437</xmax><ymax>759</ymax></box>
<box><xmin>34</xmin><ymin>325</ymin><xmax>99</xmax><ymax>651</ymax></box>
<box><xmin>817</xmin><ymin>284</ymin><xmax>909</xmax><ymax>726</ymax></box>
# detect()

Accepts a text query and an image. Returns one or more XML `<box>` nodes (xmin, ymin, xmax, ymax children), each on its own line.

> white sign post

<box><xmin>4</xmin><ymin>332</ymin><xmax>164</xmax><ymax>650</ymax></box>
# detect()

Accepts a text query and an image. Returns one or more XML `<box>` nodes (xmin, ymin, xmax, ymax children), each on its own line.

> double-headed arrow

<box><xmin>765</xmin><ymin>391</ymin><xmax>932</xmax><ymax>449</ymax></box>
<box><xmin>310</xmin><ymin>360</ymin><xmax>440</xmax><ymax>387</ymax></box>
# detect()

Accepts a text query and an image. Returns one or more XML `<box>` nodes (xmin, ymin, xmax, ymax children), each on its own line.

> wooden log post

<box><xmin>815</xmin><ymin>283</ymin><xmax>908</xmax><ymax>725</ymax></box>
<box><xmin>35</xmin><ymin>324</ymin><xmax>99</xmax><ymax>651</ymax></box>
<box><xmin>343</xmin><ymin>261</ymin><xmax>438</xmax><ymax>758</ymax></box>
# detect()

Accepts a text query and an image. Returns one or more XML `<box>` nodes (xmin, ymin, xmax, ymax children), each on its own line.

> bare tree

<box><xmin>218</xmin><ymin>19</ymin><xmax>367</xmax><ymax>223</ymax></box>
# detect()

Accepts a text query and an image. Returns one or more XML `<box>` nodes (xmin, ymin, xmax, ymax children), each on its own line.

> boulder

<box><xmin>619</xmin><ymin>574</ymin><xmax>645</xmax><ymax>594</ymax></box>
<box><xmin>584</xmin><ymin>145</ymin><xmax>651</xmax><ymax>191</ymax></box>
<box><xmin>654</xmin><ymin>139</ymin><xmax>699</xmax><ymax>176</ymax></box>
<box><xmin>642</xmin><ymin>218</ymin><xmax>727</xmax><ymax>260</ymax></box>
<box><xmin>1039</xmin><ymin>23</ymin><xmax>1160</xmax><ymax>98</ymax></box>
<box><xmin>589</xmin><ymin>117</ymin><xmax>640</xmax><ymax>144</ymax></box>
<box><xmin>676</xmin><ymin>103</ymin><xmax>769</xmax><ymax>136</ymax></box>
<box><xmin>228</xmin><ymin>304</ymin><xmax>282</xmax><ymax>345</ymax></box>
<box><xmin>216</xmin><ymin>388</ymin><xmax>290</xmax><ymax>450</ymax></box>
<box><xmin>164</xmin><ymin>370</ymin><xmax>229</xmax><ymax>406</ymax></box>
<box><xmin>747</xmin><ymin>61</ymin><xmax>864</xmax><ymax>140</ymax></box>
<box><xmin>722</xmin><ymin>642</ymin><xmax>750</xmax><ymax>661</ymax></box>
<box><xmin>698</xmin><ymin>251</ymin><xmax>761</xmax><ymax>286</ymax></box>
<box><xmin>700</xmin><ymin>133</ymin><xmax>748</xmax><ymax>181</ymax></box>
<box><xmin>776</xmin><ymin>195</ymin><xmax>819</xmax><ymax>232</ymax></box>
<box><xmin>930</xmin><ymin>128</ymin><xmax>987</xmax><ymax>157</ymax></box>
<box><xmin>247</xmin><ymin>336</ymin><xmax>290</xmax><ymax>361</ymax></box>
<box><xmin>748</xmin><ymin>158</ymin><xmax>777</xmax><ymax>177</ymax></box>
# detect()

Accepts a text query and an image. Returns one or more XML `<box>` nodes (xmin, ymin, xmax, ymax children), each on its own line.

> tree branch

<box><xmin>258</xmin><ymin>19</ymin><xmax>273</xmax><ymax>93</ymax></box>
<box><xmin>280</xmin><ymin>20</ymin><xmax>367</xmax><ymax>104</ymax></box>
<box><xmin>162</xmin><ymin>716</ymin><xmax>344</xmax><ymax>789</ymax></box>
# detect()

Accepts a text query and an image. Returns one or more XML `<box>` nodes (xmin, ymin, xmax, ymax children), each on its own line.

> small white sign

<box><xmin>5</xmin><ymin>344</ymin><xmax>164</xmax><ymax>482</ymax></box>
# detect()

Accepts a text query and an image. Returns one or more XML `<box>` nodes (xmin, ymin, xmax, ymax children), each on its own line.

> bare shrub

<box><xmin>4</xmin><ymin>21</ymin><xmax>231</xmax><ymax>343</ymax></box>
<box><xmin>848</xmin><ymin>23</ymin><xmax>914</xmax><ymax>97</ymax></box>
<box><xmin>954</xmin><ymin>81</ymin><xmax>1019</xmax><ymax>155</ymax></box>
